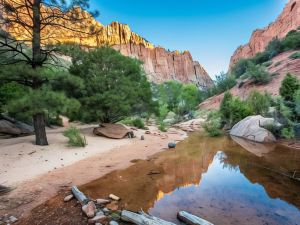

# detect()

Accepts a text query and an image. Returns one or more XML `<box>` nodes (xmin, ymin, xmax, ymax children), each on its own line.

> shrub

<box><xmin>158</xmin><ymin>122</ymin><xmax>167</xmax><ymax>132</ymax></box>
<box><xmin>262</xmin><ymin>61</ymin><xmax>273</xmax><ymax>67</ymax></box>
<box><xmin>289</xmin><ymin>52</ymin><xmax>300</xmax><ymax>59</ymax></box>
<box><xmin>294</xmin><ymin>89</ymin><xmax>300</xmax><ymax>116</ymax></box>
<box><xmin>206</xmin><ymin>72</ymin><xmax>236</xmax><ymax>97</ymax></box>
<box><xmin>282</xmin><ymin>30</ymin><xmax>300</xmax><ymax>50</ymax></box>
<box><xmin>231</xmin><ymin>59</ymin><xmax>252</xmax><ymax>78</ymax></box>
<box><xmin>280</xmin><ymin>73</ymin><xmax>300</xmax><ymax>101</ymax></box>
<box><xmin>63</xmin><ymin>126</ymin><xmax>87</xmax><ymax>147</ymax></box>
<box><xmin>203</xmin><ymin>110</ymin><xmax>222</xmax><ymax>137</ymax></box>
<box><xmin>220</xmin><ymin>91</ymin><xmax>233</xmax><ymax>123</ymax></box>
<box><xmin>246</xmin><ymin>90</ymin><xmax>271</xmax><ymax>116</ymax></box>
<box><xmin>251</xmin><ymin>51</ymin><xmax>271</xmax><ymax>65</ymax></box>
<box><xmin>265</xmin><ymin>38</ymin><xmax>284</xmax><ymax>58</ymax></box>
<box><xmin>244</xmin><ymin>63</ymin><xmax>271</xmax><ymax>84</ymax></box>
<box><xmin>281</xmin><ymin>127</ymin><xmax>295</xmax><ymax>139</ymax></box>
<box><xmin>132</xmin><ymin>118</ymin><xmax>145</xmax><ymax>129</ymax></box>
<box><xmin>228</xmin><ymin>98</ymin><xmax>253</xmax><ymax>126</ymax></box>
<box><xmin>274</xmin><ymin>61</ymin><xmax>282</xmax><ymax>67</ymax></box>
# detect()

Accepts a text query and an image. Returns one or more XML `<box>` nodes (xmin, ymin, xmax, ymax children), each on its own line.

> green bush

<box><xmin>262</xmin><ymin>61</ymin><xmax>273</xmax><ymax>67</ymax></box>
<box><xmin>158</xmin><ymin>122</ymin><xmax>167</xmax><ymax>132</ymax></box>
<box><xmin>63</xmin><ymin>126</ymin><xmax>87</xmax><ymax>147</ymax></box>
<box><xmin>203</xmin><ymin>110</ymin><xmax>222</xmax><ymax>137</ymax></box>
<box><xmin>244</xmin><ymin>63</ymin><xmax>271</xmax><ymax>84</ymax></box>
<box><xmin>132</xmin><ymin>118</ymin><xmax>145</xmax><ymax>129</ymax></box>
<box><xmin>206</xmin><ymin>72</ymin><xmax>236</xmax><ymax>97</ymax></box>
<box><xmin>265</xmin><ymin>38</ymin><xmax>284</xmax><ymax>58</ymax></box>
<box><xmin>289</xmin><ymin>52</ymin><xmax>300</xmax><ymax>59</ymax></box>
<box><xmin>220</xmin><ymin>91</ymin><xmax>233</xmax><ymax>123</ymax></box>
<box><xmin>251</xmin><ymin>52</ymin><xmax>271</xmax><ymax>65</ymax></box>
<box><xmin>282</xmin><ymin>30</ymin><xmax>300</xmax><ymax>50</ymax></box>
<box><xmin>274</xmin><ymin>61</ymin><xmax>282</xmax><ymax>67</ymax></box>
<box><xmin>231</xmin><ymin>59</ymin><xmax>252</xmax><ymax>78</ymax></box>
<box><xmin>279</xmin><ymin>73</ymin><xmax>300</xmax><ymax>101</ymax></box>
<box><xmin>246</xmin><ymin>90</ymin><xmax>271</xmax><ymax>116</ymax></box>
<box><xmin>281</xmin><ymin>127</ymin><xmax>295</xmax><ymax>139</ymax></box>
<box><xmin>228</xmin><ymin>98</ymin><xmax>253</xmax><ymax>126</ymax></box>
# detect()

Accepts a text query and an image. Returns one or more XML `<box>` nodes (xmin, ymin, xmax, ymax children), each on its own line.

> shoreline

<box><xmin>0</xmin><ymin>125</ymin><xmax>187</xmax><ymax>219</ymax></box>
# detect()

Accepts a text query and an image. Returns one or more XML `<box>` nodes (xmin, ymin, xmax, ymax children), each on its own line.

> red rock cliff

<box><xmin>229</xmin><ymin>0</ymin><xmax>300</xmax><ymax>68</ymax></box>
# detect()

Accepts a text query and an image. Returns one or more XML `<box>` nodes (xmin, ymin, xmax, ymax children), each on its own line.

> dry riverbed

<box><xmin>0</xmin><ymin>124</ymin><xmax>186</xmax><ymax>222</ymax></box>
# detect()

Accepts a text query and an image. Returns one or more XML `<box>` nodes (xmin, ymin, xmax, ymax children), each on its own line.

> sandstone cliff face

<box><xmin>5</xmin><ymin>4</ymin><xmax>213</xmax><ymax>89</ymax></box>
<box><xmin>229</xmin><ymin>0</ymin><xmax>300</xmax><ymax>68</ymax></box>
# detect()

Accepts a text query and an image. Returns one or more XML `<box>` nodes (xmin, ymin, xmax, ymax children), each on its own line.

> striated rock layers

<box><xmin>5</xmin><ymin>4</ymin><xmax>213</xmax><ymax>89</ymax></box>
<box><xmin>230</xmin><ymin>0</ymin><xmax>300</xmax><ymax>68</ymax></box>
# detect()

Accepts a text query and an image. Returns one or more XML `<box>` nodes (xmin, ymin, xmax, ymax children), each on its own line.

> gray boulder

<box><xmin>230</xmin><ymin>115</ymin><xmax>278</xmax><ymax>143</ymax></box>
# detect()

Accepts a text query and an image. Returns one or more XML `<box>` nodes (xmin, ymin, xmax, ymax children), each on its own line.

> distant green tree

<box><xmin>247</xmin><ymin>90</ymin><xmax>270</xmax><ymax>115</ymax></box>
<box><xmin>231</xmin><ymin>58</ymin><xmax>252</xmax><ymax>78</ymax></box>
<box><xmin>282</xmin><ymin>30</ymin><xmax>300</xmax><ymax>50</ymax></box>
<box><xmin>179</xmin><ymin>84</ymin><xmax>201</xmax><ymax>114</ymax></box>
<box><xmin>280</xmin><ymin>73</ymin><xmax>300</xmax><ymax>101</ymax></box>
<box><xmin>243</xmin><ymin>63</ymin><xmax>270</xmax><ymax>84</ymax></box>
<box><xmin>69</xmin><ymin>47</ymin><xmax>155</xmax><ymax>123</ymax></box>
<box><xmin>220</xmin><ymin>91</ymin><xmax>233</xmax><ymax>124</ymax></box>
<box><xmin>265</xmin><ymin>38</ymin><xmax>283</xmax><ymax>58</ymax></box>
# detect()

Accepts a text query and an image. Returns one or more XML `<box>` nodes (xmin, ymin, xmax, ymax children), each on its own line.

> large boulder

<box><xmin>230</xmin><ymin>115</ymin><xmax>277</xmax><ymax>143</ymax></box>
<box><xmin>93</xmin><ymin>123</ymin><xmax>134</xmax><ymax>139</ymax></box>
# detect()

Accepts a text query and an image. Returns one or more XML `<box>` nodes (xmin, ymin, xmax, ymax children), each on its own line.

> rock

<box><xmin>8</xmin><ymin>216</ymin><xmax>18</xmax><ymax>223</ymax></box>
<box><xmin>109</xmin><ymin>221</ymin><xmax>119</xmax><ymax>225</ymax></box>
<box><xmin>109</xmin><ymin>194</ymin><xmax>120</xmax><ymax>201</ymax></box>
<box><xmin>102</xmin><ymin>208</ymin><xmax>110</xmax><ymax>213</ymax></box>
<box><xmin>141</xmin><ymin>135</ymin><xmax>145</xmax><ymax>140</ymax></box>
<box><xmin>96</xmin><ymin>211</ymin><xmax>104</xmax><ymax>216</ymax></box>
<box><xmin>82</xmin><ymin>201</ymin><xmax>96</xmax><ymax>218</ymax></box>
<box><xmin>88</xmin><ymin>215</ymin><xmax>107</xmax><ymax>224</ymax></box>
<box><xmin>106</xmin><ymin>201</ymin><xmax>119</xmax><ymax>211</ymax></box>
<box><xmin>230</xmin><ymin>115</ymin><xmax>277</xmax><ymax>143</ymax></box>
<box><xmin>96</xmin><ymin>199</ymin><xmax>111</xmax><ymax>205</ymax></box>
<box><xmin>64</xmin><ymin>194</ymin><xmax>74</xmax><ymax>202</ymax></box>
<box><xmin>230</xmin><ymin>0</ymin><xmax>300</xmax><ymax>68</ymax></box>
<box><xmin>145</xmin><ymin>130</ymin><xmax>151</xmax><ymax>134</ymax></box>
<box><xmin>168</xmin><ymin>142</ymin><xmax>176</xmax><ymax>148</ymax></box>
<box><xmin>0</xmin><ymin>114</ymin><xmax>34</xmax><ymax>136</ymax></box>
<box><xmin>93</xmin><ymin>123</ymin><xmax>134</xmax><ymax>139</ymax></box>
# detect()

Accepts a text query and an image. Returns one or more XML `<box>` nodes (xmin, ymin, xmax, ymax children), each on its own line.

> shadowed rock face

<box><xmin>5</xmin><ymin>4</ymin><xmax>213</xmax><ymax>89</ymax></box>
<box><xmin>229</xmin><ymin>0</ymin><xmax>300</xmax><ymax>68</ymax></box>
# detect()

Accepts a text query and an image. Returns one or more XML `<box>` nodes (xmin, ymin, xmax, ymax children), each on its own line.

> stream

<box><xmin>81</xmin><ymin>133</ymin><xmax>300</xmax><ymax>225</ymax></box>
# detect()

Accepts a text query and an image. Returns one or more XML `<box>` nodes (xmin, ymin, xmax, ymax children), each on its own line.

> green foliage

<box><xmin>203</xmin><ymin>110</ymin><xmax>222</xmax><ymax>137</ymax></box>
<box><xmin>281</xmin><ymin>127</ymin><xmax>295</xmax><ymax>139</ymax></box>
<box><xmin>231</xmin><ymin>59</ymin><xmax>252</xmax><ymax>78</ymax></box>
<box><xmin>220</xmin><ymin>91</ymin><xmax>233</xmax><ymax>123</ymax></box>
<box><xmin>252</xmin><ymin>51</ymin><xmax>271</xmax><ymax>65</ymax></box>
<box><xmin>243</xmin><ymin>63</ymin><xmax>271</xmax><ymax>84</ymax></box>
<box><xmin>289</xmin><ymin>52</ymin><xmax>300</xmax><ymax>59</ymax></box>
<box><xmin>228</xmin><ymin>97</ymin><xmax>253</xmax><ymax>126</ymax></box>
<box><xmin>158</xmin><ymin>122</ymin><xmax>167</xmax><ymax>132</ymax></box>
<box><xmin>69</xmin><ymin>46</ymin><xmax>155</xmax><ymax>123</ymax></box>
<box><xmin>281</xmin><ymin>30</ymin><xmax>300</xmax><ymax>50</ymax></box>
<box><xmin>279</xmin><ymin>73</ymin><xmax>300</xmax><ymax>101</ymax></box>
<box><xmin>294</xmin><ymin>89</ymin><xmax>300</xmax><ymax>116</ymax></box>
<box><xmin>265</xmin><ymin>38</ymin><xmax>284</xmax><ymax>58</ymax></box>
<box><xmin>206</xmin><ymin>72</ymin><xmax>237</xmax><ymax>97</ymax></box>
<box><xmin>246</xmin><ymin>90</ymin><xmax>270</xmax><ymax>115</ymax></box>
<box><xmin>262</xmin><ymin>61</ymin><xmax>272</xmax><ymax>67</ymax></box>
<box><xmin>63</xmin><ymin>126</ymin><xmax>87</xmax><ymax>147</ymax></box>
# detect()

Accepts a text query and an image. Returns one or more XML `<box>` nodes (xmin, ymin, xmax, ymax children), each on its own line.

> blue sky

<box><xmin>89</xmin><ymin>0</ymin><xmax>288</xmax><ymax>78</ymax></box>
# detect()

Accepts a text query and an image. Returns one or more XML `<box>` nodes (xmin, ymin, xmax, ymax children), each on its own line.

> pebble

<box><xmin>109</xmin><ymin>194</ymin><xmax>120</xmax><ymax>201</ymax></box>
<box><xmin>82</xmin><ymin>201</ymin><xmax>96</xmax><ymax>218</ymax></box>
<box><xmin>96</xmin><ymin>211</ymin><xmax>104</xmax><ymax>216</ymax></box>
<box><xmin>9</xmin><ymin>216</ymin><xmax>18</xmax><ymax>224</ymax></box>
<box><xmin>141</xmin><ymin>135</ymin><xmax>145</xmax><ymax>140</ymax></box>
<box><xmin>88</xmin><ymin>215</ymin><xmax>107</xmax><ymax>224</ymax></box>
<box><xmin>96</xmin><ymin>199</ymin><xmax>110</xmax><ymax>205</ymax></box>
<box><xmin>64</xmin><ymin>194</ymin><xmax>74</xmax><ymax>202</ymax></box>
<box><xmin>109</xmin><ymin>221</ymin><xmax>119</xmax><ymax>225</ymax></box>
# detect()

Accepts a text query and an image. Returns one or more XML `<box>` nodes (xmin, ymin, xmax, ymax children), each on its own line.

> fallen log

<box><xmin>121</xmin><ymin>210</ymin><xmax>176</xmax><ymax>225</ymax></box>
<box><xmin>71</xmin><ymin>186</ymin><xmax>89</xmax><ymax>205</ymax></box>
<box><xmin>177</xmin><ymin>211</ymin><xmax>214</xmax><ymax>225</ymax></box>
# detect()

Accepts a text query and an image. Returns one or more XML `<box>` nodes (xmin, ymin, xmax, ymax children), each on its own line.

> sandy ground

<box><xmin>0</xmin><ymin>124</ymin><xmax>186</xmax><ymax>219</ymax></box>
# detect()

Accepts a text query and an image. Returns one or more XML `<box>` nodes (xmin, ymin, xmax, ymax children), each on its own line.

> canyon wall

<box><xmin>229</xmin><ymin>0</ymin><xmax>300</xmax><ymax>68</ymax></box>
<box><xmin>5</xmin><ymin>5</ymin><xmax>213</xmax><ymax>89</ymax></box>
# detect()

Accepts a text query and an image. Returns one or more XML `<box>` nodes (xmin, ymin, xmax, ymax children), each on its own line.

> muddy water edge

<box><xmin>17</xmin><ymin>133</ymin><xmax>300</xmax><ymax>225</ymax></box>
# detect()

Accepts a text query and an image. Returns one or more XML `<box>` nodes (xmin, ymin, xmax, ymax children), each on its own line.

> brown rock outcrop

<box><xmin>5</xmin><ymin>3</ymin><xmax>213</xmax><ymax>88</ymax></box>
<box><xmin>229</xmin><ymin>0</ymin><xmax>300</xmax><ymax>68</ymax></box>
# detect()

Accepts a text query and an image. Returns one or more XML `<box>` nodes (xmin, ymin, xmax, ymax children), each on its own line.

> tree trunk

<box><xmin>33</xmin><ymin>113</ymin><xmax>48</xmax><ymax>146</ymax></box>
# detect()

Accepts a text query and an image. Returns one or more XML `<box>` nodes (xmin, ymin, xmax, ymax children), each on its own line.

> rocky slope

<box><xmin>200</xmin><ymin>50</ymin><xmax>300</xmax><ymax>110</ymax></box>
<box><xmin>5</xmin><ymin>5</ymin><xmax>213</xmax><ymax>89</ymax></box>
<box><xmin>229</xmin><ymin>0</ymin><xmax>300</xmax><ymax>68</ymax></box>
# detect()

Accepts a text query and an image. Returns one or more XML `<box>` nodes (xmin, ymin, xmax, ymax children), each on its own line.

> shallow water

<box><xmin>82</xmin><ymin>133</ymin><xmax>300</xmax><ymax>225</ymax></box>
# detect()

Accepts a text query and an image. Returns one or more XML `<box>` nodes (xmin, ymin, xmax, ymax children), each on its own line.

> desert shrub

<box><xmin>279</xmin><ymin>73</ymin><xmax>300</xmax><ymax>101</ymax></box>
<box><xmin>220</xmin><ymin>91</ymin><xmax>233</xmax><ymax>124</ymax></box>
<box><xmin>251</xmin><ymin>51</ymin><xmax>271</xmax><ymax>65</ymax></box>
<box><xmin>246</xmin><ymin>90</ymin><xmax>271</xmax><ymax>116</ymax></box>
<box><xmin>265</xmin><ymin>38</ymin><xmax>284</xmax><ymax>58</ymax></box>
<box><xmin>228</xmin><ymin>98</ymin><xmax>253</xmax><ymax>126</ymax></box>
<box><xmin>243</xmin><ymin>63</ymin><xmax>271</xmax><ymax>84</ymax></box>
<box><xmin>158</xmin><ymin>122</ymin><xmax>167</xmax><ymax>132</ymax></box>
<box><xmin>231</xmin><ymin>58</ymin><xmax>252</xmax><ymax>78</ymax></box>
<box><xmin>203</xmin><ymin>110</ymin><xmax>222</xmax><ymax>137</ymax></box>
<box><xmin>289</xmin><ymin>52</ymin><xmax>300</xmax><ymax>59</ymax></box>
<box><xmin>262</xmin><ymin>61</ymin><xmax>273</xmax><ymax>67</ymax></box>
<box><xmin>274</xmin><ymin>61</ymin><xmax>282</xmax><ymax>67</ymax></box>
<box><xmin>63</xmin><ymin>126</ymin><xmax>87</xmax><ymax>147</ymax></box>
<box><xmin>282</xmin><ymin>30</ymin><xmax>300</xmax><ymax>50</ymax></box>
<box><xmin>294</xmin><ymin>89</ymin><xmax>300</xmax><ymax>116</ymax></box>
<box><xmin>281</xmin><ymin>127</ymin><xmax>295</xmax><ymax>139</ymax></box>
<box><xmin>206</xmin><ymin>72</ymin><xmax>236</xmax><ymax>97</ymax></box>
<box><xmin>132</xmin><ymin>118</ymin><xmax>145</xmax><ymax>129</ymax></box>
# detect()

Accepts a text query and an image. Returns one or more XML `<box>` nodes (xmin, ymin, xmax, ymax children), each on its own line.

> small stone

<box><xmin>168</xmin><ymin>142</ymin><xmax>176</xmax><ymax>148</ymax></box>
<box><xmin>9</xmin><ymin>216</ymin><xmax>18</xmax><ymax>223</ymax></box>
<box><xmin>102</xmin><ymin>208</ymin><xmax>110</xmax><ymax>213</ymax></box>
<box><xmin>95</xmin><ymin>223</ymin><xmax>102</xmax><ymax>225</ymax></box>
<box><xmin>145</xmin><ymin>130</ymin><xmax>151</xmax><ymax>134</ymax></box>
<box><xmin>96</xmin><ymin>199</ymin><xmax>110</xmax><ymax>205</ymax></box>
<box><xmin>109</xmin><ymin>194</ymin><xmax>120</xmax><ymax>201</ymax></box>
<box><xmin>106</xmin><ymin>201</ymin><xmax>118</xmax><ymax>211</ymax></box>
<box><xmin>64</xmin><ymin>194</ymin><xmax>74</xmax><ymax>202</ymax></box>
<box><xmin>88</xmin><ymin>215</ymin><xmax>107</xmax><ymax>224</ymax></box>
<box><xmin>109</xmin><ymin>221</ymin><xmax>119</xmax><ymax>225</ymax></box>
<box><xmin>96</xmin><ymin>211</ymin><xmax>104</xmax><ymax>216</ymax></box>
<box><xmin>82</xmin><ymin>201</ymin><xmax>96</xmax><ymax>218</ymax></box>
<box><xmin>141</xmin><ymin>135</ymin><xmax>145</xmax><ymax>140</ymax></box>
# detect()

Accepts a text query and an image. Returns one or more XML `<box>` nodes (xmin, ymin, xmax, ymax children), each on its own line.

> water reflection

<box><xmin>82</xmin><ymin>133</ymin><xmax>300</xmax><ymax>225</ymax></box>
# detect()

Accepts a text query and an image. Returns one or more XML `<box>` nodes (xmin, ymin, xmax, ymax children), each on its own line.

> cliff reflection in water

<box><xmin>82</xmin><ymin>133</ymin><xmax>300</xmax><ymax>225</ymax></box>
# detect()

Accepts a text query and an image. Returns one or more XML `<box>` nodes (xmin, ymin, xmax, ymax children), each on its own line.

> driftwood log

<box><xmin>121</xmin><ymin>210</ymin><xmax>176</xmax><ymax>225</ymax></box>
<box><xmin>177</xmin><ymin>211</ymin><xmax>214</xmax><ymax>225</ymax></box>
<box><xmin>71</xmin><ymin>186</ymin><xmax>88</xmax><ymax>205</ymax></box>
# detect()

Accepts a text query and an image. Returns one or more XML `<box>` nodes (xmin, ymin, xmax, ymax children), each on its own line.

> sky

<box><xmin>89</xmin><ymin>0</ymin><xmax>288</xmax><ymax>79</ymax></box>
